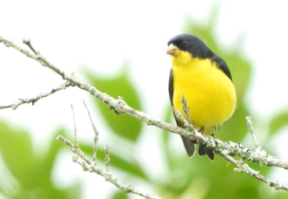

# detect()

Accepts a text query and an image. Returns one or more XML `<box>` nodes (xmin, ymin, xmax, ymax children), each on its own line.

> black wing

<box><xmin>168</xmin><ymin>68</ymin><xmax>196</xmax><ymax>157</ymax></box>
<box><xmin>168</xmin><ymin>68</ymin><xmax>174</xmax><ymax>105</ymax></box>
<box><xmin>211</xmin><ymin>55</ymin><xmax>232</xmax><ymax>81</ymax></box>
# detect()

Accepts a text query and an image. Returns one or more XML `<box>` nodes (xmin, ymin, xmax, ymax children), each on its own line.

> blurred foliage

<box><xmin>0</xmin><ymin>123</ymin><xmax>81</xmax><ymax>199</ymax></box>
<box><xmin>269</xmin><ymin>111</ymin><xmax>288</xmax><ymax>136</ymax></box>
<box><xmin>1</xmin><ymin>6</ymin><xmax>288</xmax><ymax>199</ymax></box>
<box><xmin>110</xmin><ymin>191</ymin><xmax>129</xmax><ymax>199</ymax></box>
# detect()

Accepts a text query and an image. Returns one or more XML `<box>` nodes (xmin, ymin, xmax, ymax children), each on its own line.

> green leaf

<box><xmin>268</xmin><ymin>111</ymin><xmax>288</xmax><ymax>136</ymax></box>
<box><xmin>0</xmin><ymin>122</ymin><xmax>35</xmax><ymax>186</ymax></box>
<box><xmin>83</xmin><ymin>64</ymin><xmax>143</xmax><ymax>142</ymax></box>
<box><xmin>110</xmin><ymin>191</ymin><xmax>128</xmax><ymax>199</ymax></box>
<box><xmin>38</xmin><ymin>129</ymin><xmax>69</xmax><ymax>187</ymax></box>
<box><xmin>0</xmin><ymin>122</ymin><xmax>81</xmax><ymax>199</ymax></box>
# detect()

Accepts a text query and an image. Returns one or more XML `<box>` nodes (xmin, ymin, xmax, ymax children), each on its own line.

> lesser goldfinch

<box><xmin>167</xmin><ymin>34</ymin><xmax>236</xmax><ymax>160</ymax></box>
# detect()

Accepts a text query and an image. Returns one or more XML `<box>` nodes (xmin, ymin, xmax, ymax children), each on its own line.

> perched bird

<box><xmin>167</xmin><ymin>34</ymin><xmax>237</xmax><ymax>160</ymax></box>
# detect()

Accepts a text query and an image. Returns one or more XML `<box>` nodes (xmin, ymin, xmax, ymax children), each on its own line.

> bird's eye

<box><xmin>183</xmin><ymin>42</ymin><xmax>188</xmax><ymax>46</ymax></box>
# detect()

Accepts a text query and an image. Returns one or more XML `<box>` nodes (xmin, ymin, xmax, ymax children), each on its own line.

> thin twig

<box><xmin>71</xmin><ymin>105</ymin><xmax>78</xmax><ymax>145</ymax></box>
<box><xmin>246</xmin><ymin>116</ymin><xmax>260</xmax><ymax>148</ymax></box>
<box><xmin>56</xmin><ymin>135</ymin><xmax>162</xmax><ymax>199</ymax></box>
<box><xmin>179</xmin><ymin>95</ymin><xmax>196</xmax><ymax>133</ymax></box>
<box><xmin>23</xmin><ymin>38</ymin><xmax>38</xmax><ymax>55</ymax></box>
<box><xmin>219</xmin><ymin>151</ymin><xmax>266</xmax><ymax>183</ymax></box>
<box><xmin>173</xmin><ymin>109</ymin><xmax>189</xmax><ymax>127</ymax></box>
<box><xmin>219</xmin><ymin>151</ymin><xmax>288</xmax><ymax>190</ymax></box>
<box><xmin>83</xmin><ymin>101</ymin><xmax>99</xmax><ymax>163</ymax></box>
<box><xmin>181</xmin><ymin>95</ymin><xmax>191</xmax><ymax>125</ymax></box>
<box><xmin>0</xmin><ymin>81</ymin><xmax>71</xmax><ymax>110</ymax></box>
<box><xmin>173</xmin><ymin>108</ymin><xmax>196</xmax><ymax>136</ymax></box>
<box><xmin>105</xmin><ymin>145</ymin><xmax>110</xmax><ymax>173</ymax></box>
<box><xmin>93</xmin><ymin>135</ymin><xmax>99</xmax><ymax>163</ymax></box>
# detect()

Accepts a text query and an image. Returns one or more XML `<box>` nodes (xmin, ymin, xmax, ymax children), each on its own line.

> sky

<box><xmin>1</xmin><ymin>0</ymin><xmax>288</xmax><ymax>198</ymax></box>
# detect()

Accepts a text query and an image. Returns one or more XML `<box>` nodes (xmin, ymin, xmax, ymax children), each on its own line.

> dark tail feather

<box><xmin>181</xmin><ymin>136</ymin><xmax>196</xmax><ymax>157</ymax></box>
<box><xmin>198</xmin><ymin>144</ymin><xmax>206</xmax><ymax>156</ymax></box>
<box><xmin>206</xmin><ymin>147</ymin><xmax>214</xmax><ymax>160</ymax></box>
<box><xmin>198</xmin><ymin>143</ymin><xmax>214</xmax><ymax>161</ymax></box>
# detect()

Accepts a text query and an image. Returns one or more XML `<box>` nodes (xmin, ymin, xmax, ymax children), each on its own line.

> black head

<box><xmin>167</xmin><ymin>34</ymin><xmax>214</xmax><ymax>59</ymax></box>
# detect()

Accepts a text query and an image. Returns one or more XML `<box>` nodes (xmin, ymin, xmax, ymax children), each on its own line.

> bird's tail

<box><xmin>181</xmin><ymin>136</ymin><xmax>214</xmax><ymax>161</ymax></box>
<box><xmin>181</xmin><ymin>136</ymin><xmax>196</xmax><ymax>157</ymax></box>
<box><xmin>198</xmin><ymin>143</ymin><xmax>214</xmax><ymax>160</ymax></box>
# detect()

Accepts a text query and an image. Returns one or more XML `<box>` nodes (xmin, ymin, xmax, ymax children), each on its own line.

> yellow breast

<box><xmin>172</xmin><ymin>57</ymin><xmax>236</xmax><ymax>135</ymax></box>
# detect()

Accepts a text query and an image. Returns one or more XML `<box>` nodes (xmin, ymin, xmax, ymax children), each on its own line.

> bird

<box><xmin>166</xmin><ymin>34</ymin><xmax>237</xmax><ymax>160</ymax></box>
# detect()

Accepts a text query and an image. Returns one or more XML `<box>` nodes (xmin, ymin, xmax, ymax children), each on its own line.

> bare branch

<box><xmin>104</xmin><ymin>145</ymin><xmax>110</xmax><ymax>173</ymax></box>
<box><xmin>56</xmin><ymin>135</ymin><xmax>162</xmax><ymax>199</ymax></box>
<box><xmin>218</xmin><ymin>151</ymin><xmax>288</xmax><ymax>190</ymax></box>
<box><xmin>71</xmin><ymin>105</ymin><xmax>78</xmax><ymax>146</ymax></box>
<box><xmin>179</xmin><ymin>95</ymin><xmax>196</xmax><ymax>133</ymax></box>
<box><xmin>0</xmin><ymin>81</ymin><xmax>71</xmax><ymax>110</ymax></box>
<box><xmin>181</xmin><ymin>95</ymin><xmax>192</xmax><ymax>125</ymax></box>
<box><xmin>83</xmin><ymin>101</ymin><xmax>99</xmax><ymax>163</ymax></box>
<box><xmin>23</xmin><ymin>38</ymin><xmax>38</xmax><ymax>55</ymax></box>
<box><xmin>246</xmin><ymin>116</ymin><xmax>260</xmax><ymax>148</ymax></box>
<box><xmin>59</xmin><ymin>105</ymin><xmax>161</xmax><ymax>198</ymax></box>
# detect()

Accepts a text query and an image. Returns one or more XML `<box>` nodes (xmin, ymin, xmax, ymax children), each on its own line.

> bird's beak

<box><xmin>166</xmin><ymin>44</ymin><xmax>178</xmax><ymax>55</ymax></box>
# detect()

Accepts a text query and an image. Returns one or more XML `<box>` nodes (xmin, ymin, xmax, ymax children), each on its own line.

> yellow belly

<box><xmin>172</xmin><ymin>58</ymin><xmax>236</xmax><ymax>135</ymax></box>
